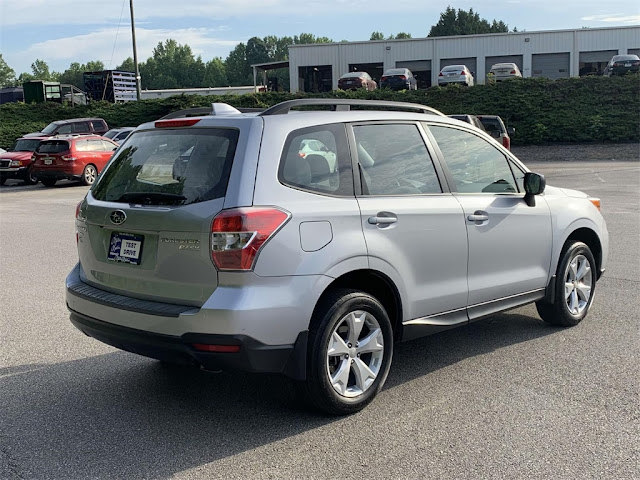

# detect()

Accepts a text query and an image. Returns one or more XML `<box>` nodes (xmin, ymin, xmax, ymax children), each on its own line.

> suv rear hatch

<box><xmin>34</xmin><ymin>139</ymin><xmax>71</xmax><ymax>169</ymax></box>
<box><xmin>77</xmin><ymin>125</ymin><xmax>242</xmax><ymax>306</ymax></box>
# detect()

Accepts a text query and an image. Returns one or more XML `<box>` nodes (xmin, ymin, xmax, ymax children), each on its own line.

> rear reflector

<box><xmin>589</xmin><ymin>198</ymin><xmax>601</xmax><ymax>211</ymax></box>
<box><xmin>211</xmin><ymin>207</ymin><xmax>290</xmax><ymax>271</ymax></box>
<box><xmin>155</xmin><ymin>118</ymin><xmax>201</xmax><ymax>128</ymax></box>
<box><xmin>192</xmin><ymin>344</ymin><xmax>241</xmax><ymax>353</ymax></box>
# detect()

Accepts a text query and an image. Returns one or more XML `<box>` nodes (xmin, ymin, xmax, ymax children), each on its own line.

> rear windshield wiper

<box><xmin>115</xmin><ymin>192</ymin><xmax>187</xmax><ymax>205</ymax></box>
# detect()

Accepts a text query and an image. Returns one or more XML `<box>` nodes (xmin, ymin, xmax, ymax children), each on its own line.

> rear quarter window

<box><xmin>278</xmin><ymin>124</ymin><xmax>353</xmax><ymax>196</ymax></box>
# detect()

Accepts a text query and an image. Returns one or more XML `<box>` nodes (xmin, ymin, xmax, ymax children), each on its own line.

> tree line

<box><xmin>0</xmin><ymin>7</ymin><xmax>513</xmax><ymax>91</ymax></box>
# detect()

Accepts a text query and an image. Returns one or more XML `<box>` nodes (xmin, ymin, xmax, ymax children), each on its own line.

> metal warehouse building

<box><xmin>287</xmin><ymin>26</ymin><xmax>640</xmax><ymax>92</ymax></box>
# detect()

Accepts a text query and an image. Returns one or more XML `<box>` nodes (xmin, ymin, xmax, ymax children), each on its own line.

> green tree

<box><xmin>0</xmin><ymin>54</ymin><xmax>16</xmax><ymax>87</ymax></box>
<box><xmin>30</xmin><ymin>59</ymin><xmax>58</xmax><ymax>81</ymax></box>
<box><xmin>58</xmin><ymin>60</ymin><xmax>105</xmax><ymax>89</ymax></box>
<box><xmin>370</xmin><ymin>31</ymin><xmax>385</xmax><ymax>40</ymax></box>
<box><xmin>394</xmin><ymin>32</ymin><xmax>412</xmax><ymax>39</ymax></box>
<box><xmin>246</xmin><ymin>37</ymin><xmax>270</xmax><ymax>67</ymax></box>
<box><xmin>225</xmin><ymin>43</ymin><xmax>251</xmax><ymax>86</ymax></box>
<box><xmin>203</xmin><ymin>57</ymin><xmax>228</xmax><ymax>86</ymax></box>
<box><xmin>115</xmin><ymin>57</ymin><xmax>136</xmax><ymax>72</ymax></box>
<box><xmin>428</xmin><ymin>7</ymin><xmax>510</xmax><ymax>37</ymax></box>
<box><xmin>138</xmin><ymin>39</ymin><xmax>206</xmax><ymax>89</ymax></box>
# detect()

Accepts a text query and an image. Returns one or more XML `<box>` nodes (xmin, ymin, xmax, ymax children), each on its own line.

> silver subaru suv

<box><xmin>66</xmin><ymin>99</ymin><xmax>608</xmax><ymax>414</ymax></box>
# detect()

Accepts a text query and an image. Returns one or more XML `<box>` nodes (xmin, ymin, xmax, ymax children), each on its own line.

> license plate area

<box><xmin>108</xmin><ymin>232</ymin><xmax>144</xmax><ymax>265</ymax></box>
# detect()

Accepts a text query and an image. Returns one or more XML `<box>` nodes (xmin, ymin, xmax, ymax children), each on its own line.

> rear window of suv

<box><xmin>37</xmin><ymin>140</ymin><xmax>70</xmax><ymax>154</ymax></box>
<box><xmin>92</xmin><ymin>128</ymin><xmax>239</xmax><ymax>206</ymax></box>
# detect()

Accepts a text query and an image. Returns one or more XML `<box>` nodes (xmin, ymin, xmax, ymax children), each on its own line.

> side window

<box><xmin>57</xmin><ymin>124</ymin><xmax>72</xmax><ymax>134</ymax></box>
<box><xmin>102</xmin><ymin>140</ymin><xmax>116</xmax><ymax>151</ymax></box>
<box><xmin>279</xmin><ymin>124</ymin><xmax>353</xmax><ymax>196</ymax></box>
<box><xmin>428</xmin><ymin>125</ymin><xmax>518</xmax><ymax>194</ymax></box>
<box><xmin>75</xmin><ymin>140</ymin><xmax>90</xmax><ymax>152</ymax></box>
<box><xmin>353</xmin><ymin>123</ymin><xmax>441</xmax><ymax>195</ymax></box>
<box><xmin>73</xmin><ymin>122</ymin><xmax>91</xmax><ymax>133</ymax></box>
<box><xmin>87</xmin><ymin>139</ymin><xmax>104</xmax><ymax>151</ymax></box>
<box><xmin>91</xmin><ymin>120</ymin><xmax>105</xmax><ymax>131</ymax></box>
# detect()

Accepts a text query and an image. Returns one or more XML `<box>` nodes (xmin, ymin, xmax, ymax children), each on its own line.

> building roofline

<box><xmin>288</xmin><ymin>24</ymin><xmax>640</xmax><ymax>49</ymax></box>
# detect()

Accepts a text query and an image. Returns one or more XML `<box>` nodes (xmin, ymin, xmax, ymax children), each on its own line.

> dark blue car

<box><xmin>380</xmin><ymin>68</ymin><xmax>417</xmax><ymax>90</ymax></box>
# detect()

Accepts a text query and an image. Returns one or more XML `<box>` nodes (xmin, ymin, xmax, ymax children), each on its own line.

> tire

<box><xmin>41</xmin><ymin>178</ymin><xmax>57</xmax><ymax>187</ymax></box>
<box><xmin>300</xmin><ymin>289</ymin><xmax>393</xmax><ymax>415</ymax></box>
<box><xmin>536</xmin><ymin>241</ymin><xmax>597</xmax><ymax>327</ymax></box>
<box><xmin>81</xmin><ymin>164</ymin><xmax>97</xmax><ymax>186</ymax></box>
<box><xmin>23</xmin><ymin>167</ymin><xmax>38</xmax><ymax>185</ymax></box>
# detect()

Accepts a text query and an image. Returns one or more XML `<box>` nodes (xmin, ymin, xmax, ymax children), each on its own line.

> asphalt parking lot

<box><xmin>1</xmin><ymin>145</ymin><xmax>638</xmax><ymax>479</ymax></box>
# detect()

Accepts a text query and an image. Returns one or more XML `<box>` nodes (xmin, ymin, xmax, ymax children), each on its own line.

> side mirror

<box><xmin>524</xmin><ymin>172</ymin><xmax>545</xmax><ymax>206</ymax></box>
<box><xmin>507</xmin><ymin>126</ymin><xmax>515</xmax><ymax>135</ymax></box>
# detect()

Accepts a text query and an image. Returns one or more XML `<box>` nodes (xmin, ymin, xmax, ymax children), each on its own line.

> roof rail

<box><xmin>259</xmin><ymin>99</ymin><xmax>445</xmax><ymax>116</ymax></box>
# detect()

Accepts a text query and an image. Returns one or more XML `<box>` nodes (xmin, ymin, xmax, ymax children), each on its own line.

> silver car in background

<box><xmin>67</xmin><ymin>99</ymin><xmax>608</xmax><ymax>415</ymax></box>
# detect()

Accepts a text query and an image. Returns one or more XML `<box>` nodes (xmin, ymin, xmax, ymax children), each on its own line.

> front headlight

<box><xmin>9</xmin><ymin>160</ymin><xmax>22</xmax><ymax>167</ymax></box>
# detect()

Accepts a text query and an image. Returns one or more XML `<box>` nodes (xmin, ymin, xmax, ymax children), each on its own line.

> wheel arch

<box><xmin>563</xmin><ymin>227</ymin><xmax>603</xmax><ymax>280</ymax></box>
<box><xmin>310</xmin><ymin>269</ymin><xmax>404</xmax><ymax>342</ymax></box>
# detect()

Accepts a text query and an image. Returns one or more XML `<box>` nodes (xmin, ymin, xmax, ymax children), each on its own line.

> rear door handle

<box><xmin>368</xmin><ymin>213</ymin><xmax>398</xmax><ymax>225</ymax></box>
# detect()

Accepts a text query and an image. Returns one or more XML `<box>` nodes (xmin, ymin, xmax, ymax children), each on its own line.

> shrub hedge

<box><xmin>0</xmin><ymin>75</ymin><xmax>638</xmax><ymax>149</ymax></box>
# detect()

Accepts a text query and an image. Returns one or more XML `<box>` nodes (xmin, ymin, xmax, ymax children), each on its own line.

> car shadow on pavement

<box><xmin>0</xmin><ymin>311</ymin><xmax>556</xmax><ymax>479</ymax></box>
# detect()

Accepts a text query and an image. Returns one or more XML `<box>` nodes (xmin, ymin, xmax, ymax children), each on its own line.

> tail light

<box><xmin>75</xmin><ymin>200</ymin><xmax>84</xmax><ymax>243</ymax></box>
<box><xmin>510</xmin><ymin>70</ymin><xmax>517</xmax><ymax>74</ymax></box>
<box><xmin>460</xmin><ymin>71</ymin><xmax>466</xmax><ymax>75</ymax></box>
<box><xmin>61</xmin><ymin>155</ymin><xmax>76</xmax><ymax>161</ymax></box>
<box><xmin>381</xmin><ymin>76</ymin><xmax>388</xmax><ymax>81</ymax></box>
<box><xmin>439</xmin><ymin>72</ymin><xmax>443</xmax><ymax>76</ymax></box>
<box><xmin>502</xmin><ymin>136</ymin><xmax>511</xmax><ymax>150</ymax></box>
<box><xmin>399</xmin><ymin>75</ymin><xmax>407</xmax><ymax>80</ymax></box>
<box><xmin>633</xmin><ymin>61</ymin><xmax>640</xmax><ymax>66</ymax></box>
<box><xmin>210</xmin><ymin>207</ymin><xmax>290</xmax><ymax>271</ymax></box>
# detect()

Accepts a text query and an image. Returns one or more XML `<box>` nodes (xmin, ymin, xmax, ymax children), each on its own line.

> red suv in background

<box><xmin>32</xmin><ymin>135</ymin><xmax>118</xmax><ymax>187</ymax></box>
<box><xmin>0</xmin><ymin>135</ymin><xmax>50</xmax><ymax>185</ymax></box>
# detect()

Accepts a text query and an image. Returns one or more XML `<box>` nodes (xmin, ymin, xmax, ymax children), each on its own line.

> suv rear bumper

<box><xmin>69</xmin><ymin>308</ymin><xmax>307</xmax><ymax>378</ymax></box>
<box><xmin>65</xmin><ymin>264</ymin><xmax>321</xmax><ymax>379</ymax></box>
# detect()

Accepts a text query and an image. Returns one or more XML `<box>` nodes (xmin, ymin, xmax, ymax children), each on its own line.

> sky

<box><xmin>1</xmin><ymin>0</ymin><xmax>639</xmax><ymax>76</ymax></box>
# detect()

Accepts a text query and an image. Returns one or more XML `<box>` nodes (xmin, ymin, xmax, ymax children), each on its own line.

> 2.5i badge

<box><xmin>108</xmin><ymin>232</ymin><xmax>144</xmax><ymax>265</ymax></box>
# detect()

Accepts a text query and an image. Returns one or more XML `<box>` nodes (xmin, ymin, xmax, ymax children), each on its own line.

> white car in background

<box><xmin>298</xmin><ymin>138</ymin><xmax>337</xmax><ymax>172</ymax></box>
<box><xmin>438</xmin><ymin>65</ymin><xmax>475</xmax><ymax>87</ymax></box>
<box><xmin>489</xmin><ymin>63</ymin><xmax>523</xmax><ymax>81</ymax></box>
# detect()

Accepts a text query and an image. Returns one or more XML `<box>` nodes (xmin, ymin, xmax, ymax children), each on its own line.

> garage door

<box><xmin>532</xmin><ymin>53</ymin><xmax>570</xmax><ymax>79</ymax></box>
<box><xmin>579</xmin><ymin>50</ymin><xmax>617</xmax><ymax>76</ymax></box>
<box><xmin>485</xmin><ymin>55</ymin><xmax>523</xmax><ymax>76</ymax></box>
<box><xmin>396</xmin><ymin>60</ymin><xmax>431</xmax><ymax>71</ymax></box>
<box><xmin>440</xmin><ymin>58</ymin><xmax>477</xmax><ymax>75</ymax></box>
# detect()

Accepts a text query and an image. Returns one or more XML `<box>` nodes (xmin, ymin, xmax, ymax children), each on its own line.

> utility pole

<box><xmin>130</xmin><ymin>0</ymin><xmax>141</xmax><ymax>100</ymax></box>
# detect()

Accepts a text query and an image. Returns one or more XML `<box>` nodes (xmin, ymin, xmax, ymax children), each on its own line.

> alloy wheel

<box><xmin>564</xmin><ymin>254</ymin><xmax>592</xmax><ymax>316</ymax></box>
<box><xmin>326</xmin><ymin>310</ymin><xmax>384</xmax><ymax>398</ymax></box>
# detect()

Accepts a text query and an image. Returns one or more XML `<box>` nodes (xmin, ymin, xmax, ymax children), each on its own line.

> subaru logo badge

<box><xmin>110</xmin><ymin>210</ymin><xmax>127</xmax><ymax>225</ymax></box>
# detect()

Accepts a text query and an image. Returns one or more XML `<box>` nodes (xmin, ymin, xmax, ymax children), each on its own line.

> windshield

<box><xmin>14</xmin><ymin>139</ymin><xmax>43</xmax><ymax>151</ymax></box>
<box><xmin>92</xmin><ymin>128</ymin><xmax>239</xmax><ymax>206</ymax></box>
<box><xmin>40</xmin><ymin>122</ymin><xmax>61</xmax><ymax>134</ymax></box>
